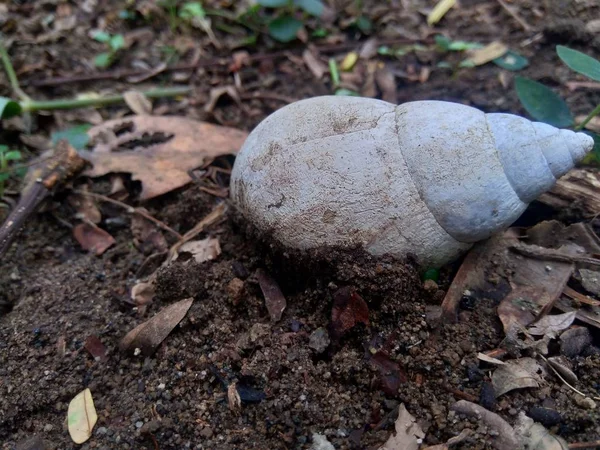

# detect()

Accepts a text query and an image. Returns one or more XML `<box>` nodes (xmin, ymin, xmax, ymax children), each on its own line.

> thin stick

<box><xmin>0</xmin><ymin>41</ymin><xmax>30</xmax><ymax>101</ymax></box>
<box><xmin>539</xmin><ymin>354</ymin><xmax>588</xmax><ymax>398</ymax></box>
<box><xmin>575</xmin><ymin>103</ymin><xmax>600</xmax><ymax>131</ymax></box>
<box><xmin>72</xmin><ymin>190</ymin><xmax>183</xmax><ymax>240</ymax></box>
<box><xmin>496</xmin><ymin>0</ymin><xmax>532</xmax><ymax>31</ymax></box>
<box><xmin>569</xmin><ymin>440</ymin><xmax>600</xmax><ymax>449</ymax></box>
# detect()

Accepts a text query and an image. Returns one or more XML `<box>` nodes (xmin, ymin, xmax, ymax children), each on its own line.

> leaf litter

<box><xmin>67</xmin><ymin>388</ymin><xmax>97</xmax><ymax>444</ymax></box>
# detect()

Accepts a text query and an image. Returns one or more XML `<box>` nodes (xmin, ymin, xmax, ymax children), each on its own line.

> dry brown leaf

<box><xmin>514</xmin><ymin>411</ymin><xmax>568</xmax><ymax>450</ymax></box>
<box><xmin>492</xmin><ymin>357</ymin><xmax>545</xmax><ymax>397</ymax></box>
<box><xmin>72</xmin><ymin>223</ymin><xmax>115</xmax><ymax>255</ymax></box>
<box><xmin>228</xmin><ymin>382</ymin><xmax>242</xmax><ymax>413</ymax></box>
<box><xmin>466</xmin><ymin>41</ymin><xmax>508</xmax><ymax>66</ymax></box>
<box><xmin>131</xmin><ymin>280</ymin><xmax>156</xmax><ymax>306</ymax></box>
<box><xmin>131</xmin><ymin>210</ymin><xmax>169</xmax><ymax>254</ymax></box>
<box><xmin>375</xmin><ymin>65</ymin><xmax>397</xmax><ymax>104</ymax></box>
<box><xmin>172</xmin><ymin>237</ymin><xmax>221</xmax><ymax>264</ymax></box>
<box><xmin>303</xmin><ymin>48</ymin><xmax>327</xmax><ymax>79</ymax></box>
<box><xmin>84</xmin><ymin>335</ymin><xmax>108</xmax><ymax>362</ymax></box>
<box><xmin>123</xmin><ymin>90</ymin><xmax>153</xmax><ymax>115</ymax></box>
<box><xmin>256</xmin><ymin>269</ymin><xmax>287</xmax><ymax>322</ymax></box>
<box><xmin>119</xmin><ymin>297</ymin><xmax>193</xmax><ymax>356</ymax></box>
<box><xmin>527</xmin><ymin>311</ymin><xmax>577</xmax><ymax>338</ymax></box>
<box><xmin>378</xmin><ymin>404</ymin><xmax>424</xmax><ymax>450</ymax></box>
<box><xmin>547</xmin><ymin>356</ymin><xmax>578</xmax><ymax>384</ymax></box>
<box><xmin>84</xmin><ymin>116</ymin><xmax>247</xmax><ymax>200</ymax></box>
<box><xmin>204</xmin><ymin>86</ymin><xmax>243</xmax><ymax>113</ymax></box>
<box><xmin>68</xmin><ymin>191</ymin><xmax>102</xmax><ymax>224</ymax></box>
<box><xmin>477</xmin><ymin>353</ymin><xmax>506</xmax><ymax>365</ymax></box>
<box><xmin>331</xmin><ymin>286</ymin><xmax>369</xmax><ymax>339</ymax></box>
<box><xmin>67</xmin><ymin>388</ymin><xmax>97</xmax><ymax>444</ymax></box>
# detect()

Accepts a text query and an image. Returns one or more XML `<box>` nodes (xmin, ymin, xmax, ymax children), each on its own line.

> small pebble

<box><xmin>135</xmin><ymin>421</ymin><xmax>144</xmax><ymax>429</ymax></box>
<box><xmin>528</xmin><ymin>407</ymin><xmax>562</xmax><ymax>427</ymax></box>
<box><xmin>573</xmin><ymin>395</ymin><xmax>596</xmax><ymax>410</ymax></box>
<box><xmin>308</xmin><ymin>328</ymin><xmax>330</xmax><ymax>354</ymax></box>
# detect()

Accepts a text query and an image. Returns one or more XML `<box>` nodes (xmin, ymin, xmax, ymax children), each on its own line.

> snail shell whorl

<box><xmin>231</xmin><ymin>96</ymin><xmax>594</xmax><ymax>267</ymax></box>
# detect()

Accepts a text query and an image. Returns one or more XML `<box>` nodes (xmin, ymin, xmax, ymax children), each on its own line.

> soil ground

<box><xmin>1</xmin><ymin>1</ymin><xmax>600</xmax><ymax>449</ymax></box>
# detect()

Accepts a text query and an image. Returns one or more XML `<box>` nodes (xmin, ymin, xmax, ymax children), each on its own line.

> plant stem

<box><xmin>0</xmin><ymin>41</ymin><xmax>30</xmax><ymax>101</ymax></box>
<box><xmin>576</xmin><ymin>103</ymin><xmax>600</xmax><ymax>131</ymax></box>
<box><xmin>19</xmin><ymin>86</ymin><xmax>192</xmax><ymax>113</ymax></box>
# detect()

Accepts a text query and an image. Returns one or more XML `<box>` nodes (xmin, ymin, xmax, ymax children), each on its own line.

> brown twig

<box><xmin>496</xmin><ymin>0</ymin><xmax>532</xmax><ymax>31</ymax></box>
<box><xmin>510</xmin><ymin>243</ymin><xmax>600</xmax><ymax>269</ymax></box>
<box><xmin>569</xmin><ymin>440</ymin><xmax>600</xmax><ymax>449</ymax></box>
<box><xmin>72</xmin><ymin>190</ymin><xmax>183</xmax><ymax>240</ymax></box>
<box><xmin>25</xmin><ymin>38</ymin><xmax>426</xmax><ymax>88</ymax></box>
<box><xmin>563</xmin><ymin>286</ymin><xmax>600</xmax><ymax>307</ymax></box>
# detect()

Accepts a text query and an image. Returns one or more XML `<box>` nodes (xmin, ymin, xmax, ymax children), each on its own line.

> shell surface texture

<box><xmin>230</xmin><ymin>96</ymin><xmax>593</xmax><ymax>267</ymax></box>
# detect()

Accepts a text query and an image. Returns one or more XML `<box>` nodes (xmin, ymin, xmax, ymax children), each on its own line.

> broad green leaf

<box><xmin>335</xmin><ymin>88</ymin><xmax>359</xmax><ymax>96</ymax></box>
<box><xmin>493</xmin><ymin>50</ymin><xmax>529</xmax><ymax>71</ymax></box>
<box><xmin>0</xmin><ymin>97</ymin><xmax>22</xmax><ymax>119</ymax></box>
<box><xmin>51</xmin><ymin>124</ymin><xmax>92</xmax><ymax>150</ymax></box>
<box><xmin>0</xmin><ymin>173</ymin><xmax>10</xmax><ymax>182</ymax></box>
<box><xmin>109</xmin><ymin>34</ymin><xmax>125</xmax><ymax>51</ymax></box>
<box><xmin>94</xmin><ymin>52</ymin><xmax>113</xmax><ymax>68</ymax></box>
<box><xmin>557</xmin><ymin>45</ymin><xmax>600</xmax><ymax>81</ymax></box>
<box><xmin>294</xmin><ymin>0</ymin><xmax>323</xmax><ymax>17</ymax></box>
<box><xmin>268</xmin><ymin>16</ymin><xmax>302</xmax><ymax>43</ymax></box>
<box><xmin>3</xmin><ymin>150</ymin><xmax>21</xmax><ymax>161</ymax></box>
<box><xmin>180</xmin><ymin>2</ymin><xmax>206</xmax><ymax>19</ymax></box>
<box><xmin>91</xmin><ymin>30</ymin><xmax>111</xmax><ymax>43</ymax></box>
<box><xmin>15</xmin><ymin>166</ymin><xmax>27</xmax><ymax>178</ymax></box>
<box><xmin>256</xmin><ymin>0</ymin><xmax>289</xmax><ymax>6</ymax></box>
<box><xmin>515</xmin><ymin>76</ymin><xmax>573</xmax><ymax>128</ymax></box>
<box><xmin>434</xmin><ymin>35</ymin><xmax>451</xmax><ymax>51</ymax></box>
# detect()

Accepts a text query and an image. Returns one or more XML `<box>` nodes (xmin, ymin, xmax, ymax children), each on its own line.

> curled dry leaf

<box><xmin>84</xmin><ymin>116</ymin><xmax>247</xmax><ymax>200</ymax></box>
<box><xmin>378</xmin><ymin>404</ymin><xmax>425</xmax><ymax>450</ymax></box>
<box><xmin>72</xmin><ymin>223</ymin><xmax>115</xmax><ymax>255</ymax></box>
<box><xmin>547</xmin><ymin>356</ymin><xmax>578</xmax><ymax>385</ymax></box>
<box><xmin>205</xmin><ymin>86</ymin><xmax>243</xmax><ymax>113</ymax></box>
<box><xmin>492</xmin><ymin>357</ymin><xmax>545</xmax><ymax>397</ymax></box>
<box><xmin>131</xmin><ymin>279</ymin><xmax>156</xmax><ymax>306</ymax></box>
<box><xmin>331</xmin><ymin>286</ymin><xmax>369</xmax><ymax>338</ymax></box>
<box><xmin>256</xmin><ymin>269</ymin><xmax>286</xmax><ymax>322</ymax></box>
<box><xmin>527</xmin><ymin>311</ymin><xmax>577</xmax><ymax>338</ymax></box>
<box><xmin>514</xmin><ymin>411</ymin><xmax>568</xmax><ymax>450</ymax></box>
<box><xmin>172</xmin><ymin>237</ymin><xmax>221</xmax><ymax>264</ymax></box>
<box><xmin>67</xmin><ymin>388</ymin><xmax>97</xmax><ymax>444</ymax></box>
<box><xmin>123</xmin><ymin>90</ymin><xmax>153</xmax><ymax>115</ymax></box>
<box><xmin>303</xmin><ymin>48</ymin><xmax>327</xmax><ymax>79</ymax></box>
<box><xmin>466</xmin><ymin>42</ymin><xmax>508</xmax><ymax>66</ymax></box>
<box><xmin>120</xmin><ymin>297</ymin><xmax>193</xmax><ymax>356</ymax></box>
<box><xmin>450</xmin><ymin>401</ymin><xmax>518</xmax><ymax>450</ymax></box>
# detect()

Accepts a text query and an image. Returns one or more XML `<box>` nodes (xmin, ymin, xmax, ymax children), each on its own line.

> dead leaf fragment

<box><xmin>228</xmin><ymin>382</ymin><xmax>242</xmax><ymax>413</ymax></box>
<box><xmin>172</xmin><ymin>237</ymin><xmax>221</xmax><ymax>264</ymax></box>
<box><xmin>84</xmin><ymin>335</ymin><xmax>108</xmax><ymax>362</ymax></box>
<box><xmin>303</xmin><ymin>48</ymin><xmax>327</xmax><ymax>79</ymax></box>
<box><xmin>477</xmin><ymin>353</ymin><xmax>506</xmax><ymax>365</ymax></box>
<box><xmin>375</xmin><ymin>65</ymin><xmax>397</xmax><ymax>103</ymax></box>
<box><xmin>68</xmin><ymin>190</ymin><xmax>102</xmax><ymax>224</ymax></box>
<box><xmin>131</xmin><ymin>210</ymin><xmax>169</xmax><ymax>255</ymax></box>
<box><xmin>73</xmin><ymin>223</ymin><xmax>115</xmax><ymax>255</ymax></box>
<box><xmin>427</xmin><ymin>0</ymin><xmax>456</xmax><ymax>25</ymax></box>
<box><xmin>131</xmin><ymin>280</ymin><xmax>156</xmax><ymax>306</ymax></box>
<box><xmin>84</xmin><ymin>116</ymin><xmax>247</xmax><ymax>200</ymax></box>
<box><xmin>369</xmin><ymin>351</ymin><xmax>408</xmax><ymax>395</ymax></box>
<box><xmin>120</xmin><ymin>297</ymin><xmax>193</xmax><ymax>356</ymax></box>
<box><xmin>123</xmin><ymin>90</ymin><xmax>152</xmax><ymax>115</ymax></box>
<box><xmin>547</xmin><ymin>356</ymin><xmax>578</xmax><ymax>385</ymax></box>
<box><xmin>492</xmin><ymin>357</ymin><xmax>545</xmax><ymax>397</ymax></box>
<box><xmin>514</xmin><ymin>411</ymin><xmax>568</xmax><ymax>450</ymax></box>
<box><xmin>378</xmin><ymin>404</ymin><xmax>424</xmax><ymax>450</ymax></box>
<box><xmin>67</xmin><ymin>388</ymin><xmax>97</xmax><ymax>444</ymax></box>
<box><xmin>331</xmin><ymin>286</ymin><xmax>369</xmax><ymax>338</ymax></box>
<box><xmin>466</xmin><ymin>41</ymin><xmax>508</xmax><ymax>66</ymax></box>
<box><xmin>527</xmin><ymin>311</ymin><xmax>577</xmax><ymax>338</ymax></box>
<box><xmin>256</xmin><ymin>269</ymin><xmax>286</xmax><ymax>322</ymax></box>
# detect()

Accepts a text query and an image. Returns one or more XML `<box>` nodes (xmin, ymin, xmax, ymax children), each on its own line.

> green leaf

<box><xmin>328</xmin><ymin>58</ymin><xmax>340</xmax><ymax>86</ymax></box>
<box><xmin>493</xmin><ymin>50</ymin><xmax>529</xmax><ymax>71</ymax></box>
<box><xmin>0</xmin><ymin>173</ymin><xmax>10</xmax><ymax>182</ymax></box>
<box><xmin>268</xmin><ymin>16</ymin><xmax>302</xmax><ymax>43</ymax></box>
<box><xmin>109</xmin><ymin>34</ymin><xmax>125</xmax><ymax>51</ymax></box>
<box><xmin>556</xmin><ymin>45</ymin><xmax>600</xmax><ymax>82</ymax></box>
<box><xmin>179</xmin><ymin>2</ymin><xmax>206</xmax><ymax>19</ymax></box>
<box><xmin>294</xmin><ymin>0</ymin><xmax>323</xmax><ymax>17</ymax></box>
<box><xmin>118</xmin><ymin>10</ymin><xmax>137</xmax><ymax>20</ymax></box>
<box><xmin>355</xmin><ymin>15</ymin><xmax>372</xmax><ymax>34</ymax></box>
<box><xmin>334</xmin><ymin>88</ymin><xmax>360</xmax><ymax>96</ymax></box>
<box><xmin>94</xmin><ymin>52</ymin><xmax>113</xmax><ymax>68</ymax></box>
<box><xmin>515</xmin><ymin>76</ymin><xmax>573</xmax><ymax>128</ymax></box>
<box><xmin>423</xmin><ymin>268</ymin><xmax>439</xmax><ymax>282</ymax></box>
<box><xmin>0</xmin><ymin>97</ymin><xmax>22</xmax><ymax>119</ymax></box>
<box><xmin>311</xmin><ymin>27</ymin><xmax>328</xmax><ymax>38</ymax></box>
<box><xmin>256</xmin><ymin>0</ymin><xmax>289</xmax><ymax>6</ymax></box>
<box><xmin>435</xmin><ymin>35</ymin><xmax>482</xmax><ymax>51</ymax></box>
<box><xmin>3</xmin><ymin>150</ymin><xmax>21</xmax><ymax>161</ymax></box>
<box><xmin>581</xmin><ymin>132</ymin><xmax>600</xmax><ymax>165</ymax></box>
<box><xmin>91</xmin><ymin>30</ymin><xmax>111</xmax><ymax>43</ymax></box>
<box><xmin>51</xmin><ymin>124</ymin><xmax>92</xmax><ymax>150</ymax></box>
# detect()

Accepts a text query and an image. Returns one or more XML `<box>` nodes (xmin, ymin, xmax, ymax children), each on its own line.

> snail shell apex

<box><xmin>231</xmin><ymin>96</ymin><xmax>594</xmax><ymax>267</ymax></box>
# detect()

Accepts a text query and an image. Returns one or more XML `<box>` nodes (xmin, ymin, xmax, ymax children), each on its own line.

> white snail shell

<box><xmin>230</xmin><ymin>96</ymin><xmax>594</xmax><ymax>267</ymax></box>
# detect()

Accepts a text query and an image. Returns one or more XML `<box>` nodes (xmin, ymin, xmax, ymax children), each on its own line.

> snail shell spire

<box><xmin>486</xmin><ymin>113</ymin><xmax>594</xmax><ymax>203</ymax></box>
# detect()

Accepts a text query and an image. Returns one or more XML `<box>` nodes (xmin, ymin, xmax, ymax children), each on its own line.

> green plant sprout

<box><xmin>0</xmin><ymin>41</ymin><xmax>191</xmax><ymax>120</ymax></box>
<box><xmin>91</xmin><ymin>31</ymin><xmax>125</xmax><ymax>68</ymax></box>
<box><xmin>0</xmin><ymin>145</ymin><xmax>24</xmax><ymax>203</ymax></box>
<box><xmin>255</xmin><ymin>0</ymin><xmax>324</xmax><ymax>42</ymax></box>
<box><xmin>515</xmin><ymin>45</ymin><xmax>600</xmax><ymax>162</ymax></box>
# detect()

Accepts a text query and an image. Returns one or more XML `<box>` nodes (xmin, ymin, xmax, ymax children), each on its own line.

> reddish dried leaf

<box><xmin>72</xmin><ymin>223</ymin><xmax>115</xmax><ymax>255</ymax></box>
<box><xmin>119</xmin><ymin>297</ymin><xmax>193</xmax><ymax>356</ymax></box>
<box><xmin>84</xmin><ymin>335</ymin><xmax>108</xmax><ymax>362</ymax></box>
<box><xmin>331</xmin><ymin>287</ymin><xmax>369</xmax><ymax>338</ymax></box>
<box><xmin>84</xmin><ymin>116</ymin><xmax>247</xmax><ymax>200</ymax></box>
<box><xmin>256</xmin><ymin>269</ymin><xmax>286</xmax><ymax>322</ymax></box>
<box><xmin>369</xmin><ymin>351</ymin><xmax>407</xmax><ymax>395</ymax></box>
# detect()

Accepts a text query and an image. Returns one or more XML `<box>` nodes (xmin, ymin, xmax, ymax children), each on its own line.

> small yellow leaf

<box><xmin>340</xmin><ymin>52</ymin><xmax>359</xmax><ymax>71</ymax></box>
<box><xmin>466</xmin><ymin>41</ymin><xmax>508</xmax><ymax>66</ymax></box>
<box><xmin>67</xmin><ymin>388</ymin><xmax>98</xmax><ymax>444</ymax></box>
<box><xmin>123</xmin><ymin>90</ymin><xmax>153</xmax><ymax>115</ymax></box>
<box><xmin>427</xmin><ymin>0</ymin><xmax>457</xmax><ymax>26</ymax></box>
